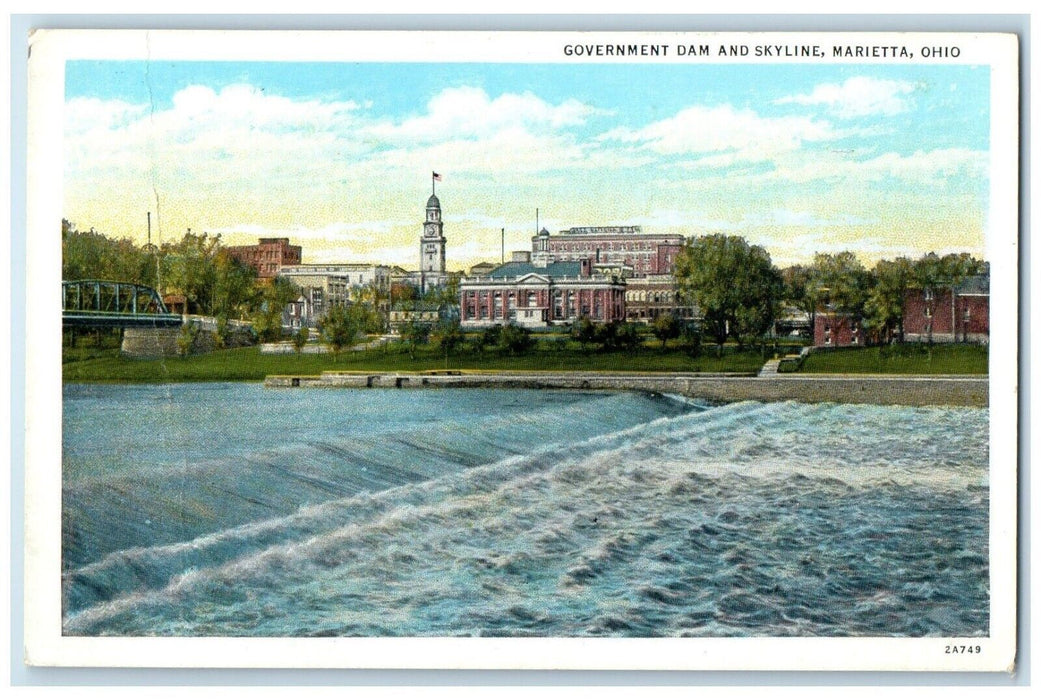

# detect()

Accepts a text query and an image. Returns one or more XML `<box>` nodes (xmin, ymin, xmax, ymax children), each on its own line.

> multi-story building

<box><xmin>388</xmin><ymin>302</ymin><xmax>442</xmax><ymax>333</ymax></box>
<box><xmin>278</xmin><ymin>264</ymin><xmax>392</xmax><ymax>322</ymax></box>
<box><xmin>283</xmin><ymin>290</ymin><xmax>322</xmax><ymax>331</ymax></box>
<box><xmin>460</xmin><ymin>252</ymin><xmax>625</xmax><ymax>329</ymax></box>
<box><xmin>903</xmin><ymin>273</ymin><xmax>990</xmax><ymax>343</ymax></box>
<box><xmin>813</xmin><ymin>312</ymin><xmax>866</xmax><ymax>348</ymax></box>
<box><xmin>226</xmin><ymin>237</ymin><xmax>302</xmax><ymax>278</ymax></box>
<box><xmin>624</xmin><ymin>274</ymin><xmax>696</xmax><ymax>323</ymax></box>
<box><xmin>531</xmin><ymin>225</ymin><xmax>684</xmax><ymax>277</ymax></box>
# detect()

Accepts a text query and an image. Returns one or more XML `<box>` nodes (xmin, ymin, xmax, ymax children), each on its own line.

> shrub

<box><xmin>176</xmin><ymin>323</ymin><xmax>199</xmax><ymax>357</ymax></box>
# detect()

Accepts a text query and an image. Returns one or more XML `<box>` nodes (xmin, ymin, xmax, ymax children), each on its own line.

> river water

<box><xmin>62</xmin><ymin>382</ymin><xmax>989</xmax><ymax>637</ymax></box>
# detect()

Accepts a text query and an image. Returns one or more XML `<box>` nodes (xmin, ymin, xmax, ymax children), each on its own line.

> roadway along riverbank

<box><xmin>263</xmin><ymin>371</ymin><xmax>988</xmax><ymax>407</ymax></box>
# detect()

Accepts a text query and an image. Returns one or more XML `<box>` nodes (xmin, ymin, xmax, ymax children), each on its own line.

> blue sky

<box><xmin>63</xmin><ymin>60</ymin><xmax>991</xmax><ymax>268</ymax></box>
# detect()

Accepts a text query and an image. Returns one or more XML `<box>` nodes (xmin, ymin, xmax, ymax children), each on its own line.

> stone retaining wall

<box><xmin>263</xmin><ymin>372</ymin><xmax>988</xmax><ymax>407</ymax></box>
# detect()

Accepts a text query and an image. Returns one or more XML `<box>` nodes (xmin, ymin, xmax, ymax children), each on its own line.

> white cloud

<box><xmin>599</xmin><ymin>104</ymin><xmax>837</xmax><ymax>164</ymax></box>
<box><xmin>65</xmin><ymin>97</ymin><xmax>147</xmax><ymax>133</ymax></box>
<box><xmin>365</xmin><ymin>86</ymin><xmax>605</xmax><ymax>143</ymax></box>
<box><xmin>774</xmin><ymin>148</ymin><xmax>987</xmax><ymax>185</ymax></box>
<box><xmin>63</xmin><ymin>80</ymin><xmax>986</xmax><ymax>267</ymax></box>
<box><xmin>775</xmin><ymin>76</ymin><xmax>918</xmax><ymax>119</ymax></box>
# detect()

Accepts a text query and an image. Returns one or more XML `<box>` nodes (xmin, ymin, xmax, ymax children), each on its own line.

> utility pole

<box><xmin>501</xmin><ymin>227</ymin><xmax>505</xmax><ymax>264</ymax></box>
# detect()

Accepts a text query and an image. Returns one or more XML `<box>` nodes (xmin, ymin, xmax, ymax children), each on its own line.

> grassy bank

<box><xmin>62</xmin><ymin>342</ymin><xmax>770</xmax><ymax>383</ymax></box>
<box><xmin>797</xmin><ymin>344</ymin><xmax>988</xmax><ymax>375</ymax></box>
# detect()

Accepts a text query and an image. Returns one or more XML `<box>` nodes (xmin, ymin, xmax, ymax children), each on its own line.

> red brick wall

<box><xmin>814</xmin><ymin>313</ymin><xmax>865</xmax><ymax>347</ymax></box>
<box><xmin>227</xmin><ymin>239</ymin><xmax>303</xmax><ymax>278</ymax></box>
<box><xmin>904</xmin><ymin>289</ymin><xmax>989</xmax><ymax>341</ymax></box>
<box><xmin>655</xmin><ymin>243</ymin><xmax>683</xmax><ymax>275</ymax></box>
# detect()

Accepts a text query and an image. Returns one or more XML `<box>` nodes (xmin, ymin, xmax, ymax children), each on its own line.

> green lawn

<box><xmin>797</xmin><ymin>344</ymin><xmax>988</xmax><ymax>375</ymax></box>
<box><xmin>62</xmin><ymin>342</ymin><xmax>769</xmax><ymax>383</ymax></box>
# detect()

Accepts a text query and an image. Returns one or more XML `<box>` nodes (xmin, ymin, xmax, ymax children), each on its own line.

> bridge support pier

<box><xmin>121</xmin><ymin>327</ymin><xmax>217</xmax><ymax>358</ymax></box>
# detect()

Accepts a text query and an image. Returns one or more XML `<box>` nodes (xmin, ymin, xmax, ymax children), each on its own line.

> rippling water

<box><xmin>62</xmin><ymin>383</ymin><xmax>988</xmax><ymax>637</ymax></box>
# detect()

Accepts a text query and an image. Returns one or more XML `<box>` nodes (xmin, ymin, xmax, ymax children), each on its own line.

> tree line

<box><xmin>675</xmin><ymin>233</ymin><xmax>985</xmax><ymax>350</ymax></box>
<box><xmin>63</xmin><ymin>222</ymin><xmax>985</xmax><ymax>353</ymax></box>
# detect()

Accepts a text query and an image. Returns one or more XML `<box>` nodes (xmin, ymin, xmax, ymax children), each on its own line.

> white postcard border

<box><xmin>23</xmin><ymin>29</ymin><xmax>1020</xmax><ymax>672</ymax></box>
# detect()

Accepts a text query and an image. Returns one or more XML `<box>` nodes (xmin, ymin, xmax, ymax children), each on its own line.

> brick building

<box><xmin>531</xmin><ymin>225</ymin><xmax>684</xmax><ymax>277</ymax></box>
<box><xmin>814</xmin><ymin>312</ymin><xmax>866</xmax><ymax>348</ymax></box>
<box><xmin>624</xmin><ymin>274</ymin><xmax>695</xmax><ymax>323</ymax></box>
<box><xmin>226</xmin><ymin>237</ymin><xmax>302</xmax><ymax>278</ymax></box>
<box><xmin>459</xmin><ymin>253</ymin><xmax>625</xmax><ymax>329</ymax></box>
<box><xmin>903</xmin><ymin>274</ymin><xmax>990</xmax><ymax>343</ymax></box>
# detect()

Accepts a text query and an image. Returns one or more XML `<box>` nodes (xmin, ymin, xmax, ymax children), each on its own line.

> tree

<box><xmin>320</xmin><ymin>304</ymin><xmax>364</xmax><ymax>359</ymax></box>
<box><xmin>391</xmin><ymin>282</ymin><xmax>417</xmax><ymax>305</ymax></box>
<box><xmin>593</xmin><ymin>321</ymin><xmax>618</xmax><ymax>350</ymax></box>
<box><xmin>424</xmin><ymin>274</ymin><xmax>461</xmax><ymax>307</ymax></box>
<box><xmin>499</xmin><ymin>323</ymin><xmax>534</xmax><ymax>355</ymax></box>
<box><xmin>864</xmin><ymin>256</ymin><xmax>914</xmax><ymax>343</ymax></box>
<box><xmin>62</xmin><ymin>220</ymin><xmax>155</xmax><ymax>286</ymax></box>
<box><xmin>477</xmin><ymin>324</ymin><xmax>503</xmax><ymax>353</ymax></box>
<box><xmin>652</xmin><ymin>313</ymin><xmax>681</xmax><ymax>350</ymax></box>
<box><xmin>400</xmin><ymin>317</ymin><xmax>431</xmax><ymax>359</ymax></box>
<box><xmin>211</xmin><ymin>250</ymin><xmax>257</xmax><ymax>321</ymax></box>
<box><xmin>808</xmin><ymin>252</ymin><xmax>873</xmax><ymax>318</ymax></box>
<box><xmin>431</xmin><ymin>320</ymin><xmax>465</xmax><ymax>361</ymax></box>
<box><xmin>571</xmin><ymin>316</ymin><xmax>598</xmax><ymax>350</ymax></box>
<box><xmin>159</xmin><ymin>231</ymin><xmax>222</xmax><ymax>314</ymax></box>
<box><xmin>680</xmin><ymin>322</ymin><xmax>702</xmax><ymax>358</ymax></box>
<box><xmin>356</xmin><ymin>281</ymin><xmax>390</xmax><ymax>330</ymax></box>
<box><xmin>251</xmin><ymin>276</ymin><xmax>300</xmax><ymax>342</ymax></box>
<box><xmin>674</xmin><ymin>234</ymin><xmax>782</xmax><ymax>353</ymax></box>
<box><xmin>176</xmin><ymin>323</ymin><xmax>199</xmax><ymax>357</ymax></box>
<box><xmin>615</xmin><ymin>322</ymin><xmax>643</xmax><ymax>352</ymax></box>
<box><xmin>781</xmin><ymin>264</ymin><xmax>823</xmax><ymax>338</ymax></box>
<box><xmin>292</xmin><ymin>326</ymin><xmax>310</xmax><ymax>353</ymax></box>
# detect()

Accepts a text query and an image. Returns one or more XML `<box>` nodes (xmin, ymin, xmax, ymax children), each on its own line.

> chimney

<box><xmin>512</xmin><ymin>250</ymin><xmax>532</xmax><ymax>263</ymax></box>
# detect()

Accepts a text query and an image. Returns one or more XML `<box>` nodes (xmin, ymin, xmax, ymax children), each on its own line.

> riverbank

<box><xmin>263</xmin><ymin>370</ymin><xmax>988</xmax><ymax>407</ymax></box>
<box><xmin>61</xmin><ymin>341</ymin><xmax>989</xmax><ymax>384</ymax></box>
<box><xmin>61</xmin><ymin>344</ymin><xmax>768</xmax><ymax>383</ymax></box>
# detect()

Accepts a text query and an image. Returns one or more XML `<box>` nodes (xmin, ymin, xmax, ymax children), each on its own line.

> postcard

<box><xmin>24</xmin><ymin>28</ymin><xmax>1018</xmax><ymax>671</ymax></box>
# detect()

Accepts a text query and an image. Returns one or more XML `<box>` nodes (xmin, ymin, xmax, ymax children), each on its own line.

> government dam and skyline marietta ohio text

<box><xmin>560</xmin><ymin>42</ymin><xmax>955</xmax><ymax>59</ymax></box>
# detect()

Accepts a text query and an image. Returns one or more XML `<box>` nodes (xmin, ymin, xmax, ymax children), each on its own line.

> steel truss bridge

<box><xmin>62</xmin><ymin>280</ymin><xmax>183</xmax><ymax>328</ymax></box>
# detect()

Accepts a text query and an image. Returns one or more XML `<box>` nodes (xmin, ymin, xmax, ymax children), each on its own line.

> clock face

<box><xmin>425</xmin><ymin>224</ymin><xmax>439</xmax><ymax>236</ymax></box>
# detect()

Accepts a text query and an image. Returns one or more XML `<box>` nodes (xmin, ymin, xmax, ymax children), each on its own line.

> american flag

<box><xmin>432</xmin><ymin>172</ymin><xmax>442</xmax><ymax>181</ymax></box>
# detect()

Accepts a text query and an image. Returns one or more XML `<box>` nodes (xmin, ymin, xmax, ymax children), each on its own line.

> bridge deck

<box><xmin>63</xmin><ymin>312</ymin><xmax>183</xmax><ymax>328</ymax></box>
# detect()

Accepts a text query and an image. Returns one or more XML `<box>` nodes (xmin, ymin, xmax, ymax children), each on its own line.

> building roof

<box><xmin>956</xmin><ymin>274</ymin><xmax>990</xmax><ymax>295</ymax></box>
<box><xmin>560</xmin><ymin>226</ymin><xmax>642</xmax><ymax>235</ymax></box>
<box><xmin>486</xmin><ymin>260</ymin><xmax>584</xmax><ymax>279</ymax></box>
<box><xmin>426</xmin><ymin>193</ymin><xmax>441</xmax><ymax>208</ymax></box>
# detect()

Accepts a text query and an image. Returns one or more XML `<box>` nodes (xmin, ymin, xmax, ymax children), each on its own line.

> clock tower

<box><xmin>419</xmin><ymin>181</ymin><xmax>447</xmax><ymax>292</ymax></box>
